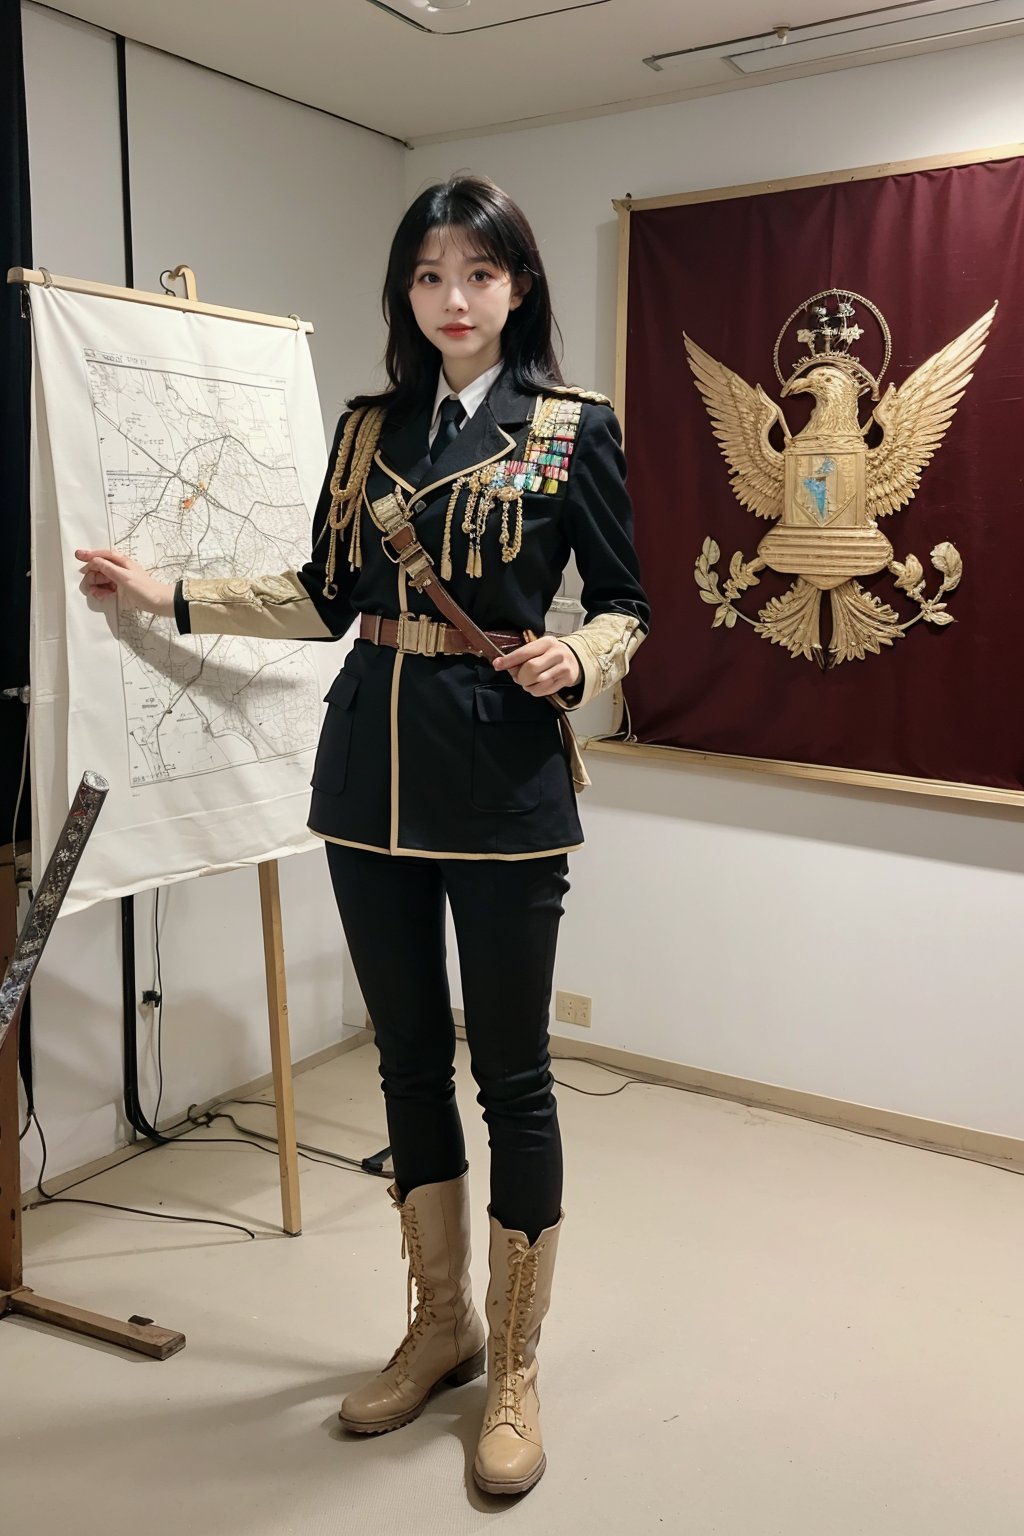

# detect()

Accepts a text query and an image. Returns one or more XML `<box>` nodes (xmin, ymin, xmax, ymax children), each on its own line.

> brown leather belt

<box><xmin>359</xmin><ymin>613</ymin><xmax>524</xmax><ymax>659</ymax></box>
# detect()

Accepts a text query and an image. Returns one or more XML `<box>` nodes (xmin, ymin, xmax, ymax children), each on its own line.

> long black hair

<box><xmin>348</xmin><ymin>175</ymin><xmax>564</xmax><ymax>420</ymax></box>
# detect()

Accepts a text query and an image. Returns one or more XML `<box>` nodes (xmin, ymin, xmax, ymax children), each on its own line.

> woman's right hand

<box><xmin>76</xmin><ymin>549</ymin><xmax>177</xmax><ymax>618</ymax></box>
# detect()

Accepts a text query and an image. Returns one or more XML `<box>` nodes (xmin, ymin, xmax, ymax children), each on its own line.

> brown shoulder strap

<box><xmin>370</xmin><ymin>489</ymin><xmax>592</xmax><ymax>791</ymax></box>
<box><xmin>372</xmin><ymin>492</ymin><xmax>507</xmax><ymax>661</ymax></box>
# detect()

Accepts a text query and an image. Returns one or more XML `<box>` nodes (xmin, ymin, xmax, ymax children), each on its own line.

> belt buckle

<box><xmin>397</xmin><ymin>614</ymin><xmax>441</xmax><ymax>657</ymax></box>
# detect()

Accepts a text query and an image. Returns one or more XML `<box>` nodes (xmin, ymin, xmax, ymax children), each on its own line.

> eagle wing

<box><xmin>684</xmin><ymin>335</ymin><xmax>786</xmax><ymax>521</ymax></box>
<box><xmin>866</xmin><ymin>304</ymin><xmax>996</xmax><ymax>520</ymax></box>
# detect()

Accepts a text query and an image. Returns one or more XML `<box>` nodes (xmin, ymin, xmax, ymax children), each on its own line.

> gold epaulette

<box><xmin>544</xmin><ymin>384</ymin><xmax>613</xmax><ymax>406</ymax></box>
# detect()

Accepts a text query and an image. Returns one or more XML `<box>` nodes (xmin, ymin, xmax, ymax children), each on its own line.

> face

<box><xmin>408</xmin><ymin>228</ymin><xmax>528</xmax><ymax>384</ymax></box>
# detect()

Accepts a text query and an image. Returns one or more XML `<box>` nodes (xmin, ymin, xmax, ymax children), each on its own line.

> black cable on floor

<box><xmin>203</xmin><ymin>1100</ymin><xmax>390</xmax><ymax>1177</ymax></box>
<box><xmin>129</xmin><ymin>892</ymin><xmax>388</xmax><ymax>1181</ymax></box>
<box><xmin>26</xmin><ymin>1106</ymin><xmax>259</xmax><ymax>1238</ymax></box>
<box><xmin>550</xmin><ymin>1051</ymin><xmax>670</xmax><ymax>1096</ymax></box>
<box><xmin>22</xmin><ymin>1086</ymin><xmax>391</xmax><ymax>1240</ymax></box>
<box><xmin>552</xmin><ymin>1074</ymin><xmax>632</xmax><ymax>1097</ymax></box>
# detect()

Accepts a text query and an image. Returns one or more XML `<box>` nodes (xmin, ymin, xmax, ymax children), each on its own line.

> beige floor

<box><xmin>4</xmin><ymin>1036</ymin><xmax>1024</xmax><ymax>1536</ymax></box>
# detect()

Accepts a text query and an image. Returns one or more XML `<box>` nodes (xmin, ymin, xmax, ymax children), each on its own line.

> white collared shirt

<box><xmin>427</xmin><ymin>361</ymin><xmax>504</xmax><ymax>448</ymax></box>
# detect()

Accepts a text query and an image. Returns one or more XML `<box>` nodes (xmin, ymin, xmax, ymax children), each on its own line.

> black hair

<box><xmin>348</xmin><ymin>174</ymin><xmax>563</xmax><ymax>419</ymax></box>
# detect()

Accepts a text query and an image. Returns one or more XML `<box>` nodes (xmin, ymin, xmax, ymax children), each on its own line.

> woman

<box><xmin>78</xmin><ymin>175</ymin><xmax>649</xmax><ymax>1498</ymax></box>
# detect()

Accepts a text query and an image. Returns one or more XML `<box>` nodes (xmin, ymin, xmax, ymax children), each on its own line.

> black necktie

<box><xmin>430</xmin><ymin>395</ymin><xmax>466</xmax><ymax>462</ymax></box>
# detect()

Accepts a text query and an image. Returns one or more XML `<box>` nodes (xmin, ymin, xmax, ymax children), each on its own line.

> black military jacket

<box><xmin>178</xmin><ymin>370</ymin><xmax>649</xmax><ymax>860</ymax></box>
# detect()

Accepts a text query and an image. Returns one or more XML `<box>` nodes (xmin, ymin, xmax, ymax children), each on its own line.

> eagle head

<box><xmin>781</xmin><ymin>365</ymin><xmax>863</xmax><ymax>435</ymax></box>
<box><xmin>781</xmin><ymin>365</ymin><xmax>853</xmax><ymax>400</ymax></box>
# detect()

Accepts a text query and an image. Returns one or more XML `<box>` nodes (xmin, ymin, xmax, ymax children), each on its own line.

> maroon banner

<box><xmin>623</xmin><ymin>157</ymin><xmax>1024</xmax><ymax>791</ymax></box>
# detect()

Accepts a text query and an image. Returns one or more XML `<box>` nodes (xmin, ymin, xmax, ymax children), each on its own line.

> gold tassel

<box><xmin>472</xmin><ymin>488</ymin><xmax>489</xmax><ymax>579</ymax></box>
<box><xmin>350</xmin><ymin>490</ymin><xmax>363</xmax><ymax>571</ymax></box>
<box><xmin>442</xmin><ymin>478</ymin><xmax>465</xmax><ymax>581</ymax></box>
<box><xmin>461</xmin><ymin>474</ymin><xmax>483</xmax><ymax>578</ymax></box>
<box><xmin>498</xmin><ymin>487</ymin><xmax>523</xmax><ymax>564</ymax></box>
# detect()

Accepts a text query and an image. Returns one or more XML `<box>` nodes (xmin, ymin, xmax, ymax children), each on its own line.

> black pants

<box><xmin>326</xmin><ymin>843</ymin><xmax>568</xmax><ymax>1243</ymax></box>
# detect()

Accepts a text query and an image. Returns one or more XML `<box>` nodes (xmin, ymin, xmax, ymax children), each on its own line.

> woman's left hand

<box><xmin>492</xmin><ymin>635</ymin><xmax>582</xmax><ymax>697</ymax></box>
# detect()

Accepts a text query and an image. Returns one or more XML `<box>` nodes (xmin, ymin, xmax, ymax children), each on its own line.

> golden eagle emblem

<box><xmin>687</xmin><ymin>289</ymin><xmax>997</xmax><ymax>666</ymax></box>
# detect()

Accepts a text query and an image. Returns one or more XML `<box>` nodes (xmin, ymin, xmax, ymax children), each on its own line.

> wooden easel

<box><xmin>1</xmin><ymin>781</ymin><xmax>185</xmax><ymax>1357</ymax></box>
<box><xmin>258</xmin><ymin>858</ymin><xmax>301</xmax><ymax>1235</ymax></box>
<box><xmin>1</xmin><ymin>264</ymin><xmax>315</xmax><ymax>1354</ymax></box>
<box><xmin>0</xmin><ymin>847</ymin><xmax>301</xmax><ymax>1357</ymax></box>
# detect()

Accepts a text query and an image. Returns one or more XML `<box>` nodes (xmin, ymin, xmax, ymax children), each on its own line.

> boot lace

<box><xmin>484</xmin><ymin>1238</ymin><xmax>542</xmax><ymax>1434</ymax></box>
<box><xmin>385</xmin><ymin>1194</ymin><xmax>437</xmax><ymax>1382</ymax></box>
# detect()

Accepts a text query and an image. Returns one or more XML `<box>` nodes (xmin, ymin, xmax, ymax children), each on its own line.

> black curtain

<box><xmin>1</xmin><ymin>0</ymin><xmax>32</xmax><ymax>843</ymax></box>
<box><xmin>2</xmin><ymin>0</ymin><xmax>34</xmax><ymax>1114</ymax></box>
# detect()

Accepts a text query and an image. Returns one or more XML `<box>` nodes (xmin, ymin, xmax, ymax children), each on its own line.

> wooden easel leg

<box><xmin>0</xmin><ymin>1028</ymin><xmax>24</xmax><ymax>1295</ymax></box>
<box><xmin>1</xmin><ymin>843</ymin><xmax>23</xmax><ymax>1295</ymax></box>
<box><xmin>0</xmin><ymin>844</ymin><xmax>185</xmax><ymax>1358</ymax></box>
<box><xmin>1</xmin><ymin>1287</ymin><xmax>186</xmax><ymax>1359</ymax></box>
<box><xmin>257</xmin><ymin>860</ymin><xmax>301</xmax><ymax>1235</ymax></box>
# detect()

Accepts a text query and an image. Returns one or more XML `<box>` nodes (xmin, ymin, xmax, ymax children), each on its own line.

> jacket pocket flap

<box><xmin>474</xmin><ymin>684</ymin><xmax>549</xmax><ymax>724</ymax></box>
<box><xmin>324</xmin><ymin>671</ymin><xmax>360</xmax><ymax>710</ymax></box>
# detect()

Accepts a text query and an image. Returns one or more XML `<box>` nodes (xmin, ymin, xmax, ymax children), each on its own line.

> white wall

<box><xmin>410</xmin><ymin>39</ymin><xmax>1024</xmax><ymax>1138</ymax></box>
<box><xmin>19</xmin><ymin>4</ymin><xmax>403</xmax><ymax>1184</ymax></box>
<box><xmin>18</xmin><ymin>14</ymin><xmax>1024</xmax><ymax>1182</ymax></box>
<box><xmin>21</xmin><ymin>5</ymin><xmax>124</xmax><ymax>282</ymax></box>
<box><xmin>125</xmin><ymin>41</ymin><xmax>402</xmax><ymax>432</ymax></box>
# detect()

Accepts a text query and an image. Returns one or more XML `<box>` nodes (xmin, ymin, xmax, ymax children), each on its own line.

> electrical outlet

<box><xmin>555</xmin><ymin>990</ymin><xmax>592</xmax><ymax>1028</ymax></box>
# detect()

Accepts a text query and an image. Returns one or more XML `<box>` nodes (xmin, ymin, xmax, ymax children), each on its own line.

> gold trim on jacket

<box><xmin>372</xmin><ymin>428</ymin><xmax>518</xmax><ymax>512</ymax></box>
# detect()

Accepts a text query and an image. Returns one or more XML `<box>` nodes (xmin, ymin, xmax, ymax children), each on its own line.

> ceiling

<box><xmin>35</xmin><ymin>0</ymin><xmax>1024</xmax><ymax>143</ymax></box>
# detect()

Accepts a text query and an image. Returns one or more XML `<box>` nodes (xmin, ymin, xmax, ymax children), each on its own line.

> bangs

<box><xmin>415</xmin><ymin>221</ymin><xmax>508</xmax><ymax>274</ymax></box>
<box><xmin>397</xmin><ymin>180</ymin><xmax>530</xmax><ymax>284</ymax></box>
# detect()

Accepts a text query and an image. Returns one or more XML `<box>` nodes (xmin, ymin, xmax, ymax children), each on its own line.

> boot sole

<box><xmin>338</xmin><ymin>1344</ymin><xmax>487</xmax><ymax>1436</ymax></box>
<box><xmin>473</xmin><ymin>1452</ymin><xmax>547</xmax><ymax>1497</ymax></box>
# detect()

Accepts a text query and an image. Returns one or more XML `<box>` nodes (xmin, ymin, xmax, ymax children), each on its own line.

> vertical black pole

<box><xmin>115</xmin><ymin>35</ymin><xmax>133</xmax><ymax>288</ymax></box>
<box><xmin>121</xmin><ymin>892</ymin><xmax>163</xmax><ymax>1137</ymax></box>
<box><xmin>1</xmin><ymin>0</ymin><xmax>33</xmax><ymax>832</ymax></box>
<box><xmin>113</xmin><ymin>34</ymin><xmax>161</xmax><ymax>1140</ymax></box>
<box><xmin>1</xmin><ymin>0</ymin><xmax>35</xmax><ymax>1122</ymax></box>
<box><xmin>121</xmin><ymin>894</ymin><xmax>135</xmax><ymax>1127</ymax></box>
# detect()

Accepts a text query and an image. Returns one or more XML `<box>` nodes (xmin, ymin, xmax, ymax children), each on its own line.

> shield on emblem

<box><xmin>789</xmin><ymin>449</ymin><xmax>861</xmax><ymax>527</ymax></box>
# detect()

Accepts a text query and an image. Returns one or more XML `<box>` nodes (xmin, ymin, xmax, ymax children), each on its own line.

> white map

<box><xmin>30</xmin><ymin>286</ymin><xmax>333</xmax><ymax>912</ymax></box>
<box><xmin>86</xmin><ymin>352</ymin><xmax>320</xmax><ymax>786</ymax></box>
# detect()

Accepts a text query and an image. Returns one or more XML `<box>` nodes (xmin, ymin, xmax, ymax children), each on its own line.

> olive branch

<box><xmin>694</xmin><ymin>538</ymin><xmax>765</xmax><ymax>629</ymax></box>
<box><xmin>889</xmin><ymin>542</ymin><xmax>963</xmax><ymax>630</ymax></box>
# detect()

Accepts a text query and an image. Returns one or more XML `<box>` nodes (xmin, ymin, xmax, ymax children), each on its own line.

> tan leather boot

<box><xmin>338</xmin><ymin>1170</ymin><xmax>486</xmax><ymax>1435</ymax></box>
<box><xmin>473</xmin><ymin>1210</ymin><xmax>563</xmax><ymax>1496</ymax></box>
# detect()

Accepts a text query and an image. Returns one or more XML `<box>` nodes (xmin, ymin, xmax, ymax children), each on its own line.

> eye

<box><xmin>469</xmin><ymin>268</ymin><xmax>496</xmax><ymax>283</ymax></box>
<box><xmin>414</xmin><ymin>270</ymin><xmax>440</xmax><ymax>285</ymax></box>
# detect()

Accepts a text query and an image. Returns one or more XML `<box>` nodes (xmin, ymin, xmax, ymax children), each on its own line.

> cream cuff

<box><xmin>182</xmin><ymin>571</ymin><xmax>333</xmax><ymax>640</ymax></box>
<box><xmin>560</xmin><ymin>613</ymin><xmax>645</xmax><ymax>710</ymax></box>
